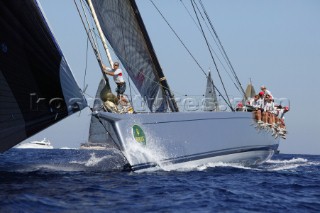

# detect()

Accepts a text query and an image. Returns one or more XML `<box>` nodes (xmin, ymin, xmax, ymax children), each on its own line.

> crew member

<box><xmin>102</xmin><ymin>62</ymin><xmax>126</xmax><ymax>100</ymax></box>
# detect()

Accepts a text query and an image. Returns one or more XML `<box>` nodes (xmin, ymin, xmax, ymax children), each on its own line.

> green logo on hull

<box><xmin>132</xmin><ymin>125</ymin><xmax>146</xmax><ymax>145</ymax></box>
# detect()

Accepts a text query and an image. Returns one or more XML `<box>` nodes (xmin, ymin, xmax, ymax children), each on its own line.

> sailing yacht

<box><xmin>75</xmin><ymin>0</ymin><xmax>280</xmax><ymax>171</ymax></box>
<box><xmin>0</xmin><ymin>0</ymin><xmax>281</xmax><ymax>171</ymax></box>
<box><xmin>203</xmin><ymin>71</ymin><xmax>219</xmax><ymax>112</ymax></box>
<box><xmin>16</xmin><ymin>138</ymin><xmax>53</xmax><ymax>149</ymax></box>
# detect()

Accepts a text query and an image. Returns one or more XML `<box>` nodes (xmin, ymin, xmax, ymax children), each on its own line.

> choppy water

<box><xmin>0</xmin><ymin>149</ymin><xmax>319</xmax><ymax>212</ymax></box>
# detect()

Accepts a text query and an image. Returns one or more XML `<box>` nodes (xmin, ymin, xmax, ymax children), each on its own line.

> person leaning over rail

<box><xmin>102</xmin><ymin>62</ymin><xmax>127</xmax><ymax>103</ymax></box>
<box><xmin>275</xmin><ymin>106</ymin><xmax>289</xmax><ymax>139</ymax></box>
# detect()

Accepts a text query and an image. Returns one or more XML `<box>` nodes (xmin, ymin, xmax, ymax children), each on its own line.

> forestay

<box><xmin>89</xmin><ymin>79</ymin><xmax>113</xmax><ymax>146</ymax></box>
<box><xmin>0</xmin><ymin>0</ymin><xmax>87</xmax><ymax>152</ymax></box>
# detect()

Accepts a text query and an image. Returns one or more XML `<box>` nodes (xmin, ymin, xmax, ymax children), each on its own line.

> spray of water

<box><xmin>84</xmin><ymin>153</ymin><xmax>113</xmax><ymax>167</ymax></box>
<box><xmin>123</xmin><ymin>136</ymin><xmax>170</xmax><ymax>171</ymax></box>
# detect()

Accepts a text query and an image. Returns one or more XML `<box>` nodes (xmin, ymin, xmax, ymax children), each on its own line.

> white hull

<box><xmin>16</xmin><ymin>144</ymin><xmax>54</xmax><ymax>149</ymax></box>
<box><xmin>15</xmin><ymin>139</ymin><xmax>53</xmax><ymax>149</ymax></box>
<box><xmin>97</xmin><ymin>111</ymin><xmax>279</xmax><ymax>171</ymax></box>
<box><xmin>80</xmin><ymin>143</ymin><xmax>113</xmax><ymax>150</ymax></box>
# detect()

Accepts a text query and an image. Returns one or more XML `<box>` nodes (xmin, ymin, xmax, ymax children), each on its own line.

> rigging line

<box><xmin>198</xmin><ymin>0</ymin><xmax>237</xmax><ymax>77</ymax></box>
<box><xmin>81</xmin><ymin>0</ymin><xmax>104</xmax><ymax>65</ymax></box>
<box><xmin>90</xmin><ymin>110</ymin><xmax>132</xmax><ymax>170</ymax></box>
<box><xmin>82</xmin><ymin>91</ymin><xmax>94</xmax><ymax>99</ymax></box>
<box><xmin>83</xmin><ymin>36</ymin><xmax>89</xmax><ymax>91</ymax></box>
<box><xmin>149</xmin><ymin>0</ymin><xmax>207</xmax><ymax>77</ymax></box>
<box><xmin>180</xmin><ymin>0</ymin><xmax>228</xmax><ymax>69</ymax></box>
<box><xmin>75</xmin><ymin>0</ymin><xmax>99</xmax><ymax>59</ymax></box>
<box><xmin>191</xmin><ymin>0</ymin><xmax>227</xmax><ymax>94</ymax></box>
<box><xmin>192</xmin><ymin>2</ymin><xmax>238</xmax><ymax>86</ymax></box>
<box><xmin>149</xmin><ymin>0</ymin><xmax>231</xmax><ymax>108</ymax></box>
<box><xmin>192</xmin><ymin>3</ymin><xmax>242</xmax><ymax>97</ymax></box>
<box><xmin>180</xmin><ymin>0</ymin><xmax>241</xmax><ymax>94</ymax></box>
<box><xmin>78</xmin><ymin>2</ymin><xmax>210</xmax><ymax>105</ymax></box>
<box><xmin>198</xmin><ymin>5</ymin><xmax>243</xmax><ymax>97</ymax></box>
<box><xmin>191</xmin><ymin>0</ymin><xmax>234</xmax><ymax>110</ymax></box>
<box><xmin>117</xmin><ymin>3</ymin><xmax>211</xmax><ymax>101</ymax></box>
<box><xmin>92</xmin><ymin>26</ymin><xmax>104</xmax><ymax>65</ymax></box>
<box><xmin>78</xmin><ymin>0</ymin><xmax>98</xmax><ymax>51</ymax></box>
<box><xmin>198</xmin><ymin>0</ymin><xmax>246</xmax><ymax>98</ymax></box>
<box><xmin>75</xmin><ymin>0</ymin><xmax>109</xmax><ymax>84</ymax></box>
<box><xmin>75</xmin><ymin>1</ymin><xmax>146</xmax><ymax>109</ymax></box>
<box><xmin>78</xmin><ymin>0</ymin><xmax>224</xmax><ymax>111</ymax></box>
<box><xmin>192</xmin><ymin>1</ymin><xmax>229</xmax><ymax>69</ymax></box>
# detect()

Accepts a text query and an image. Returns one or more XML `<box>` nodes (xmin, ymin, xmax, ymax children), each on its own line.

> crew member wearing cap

<box><xmin>257</xmin><ymin>91</ymin><xmax>265</xmax><ymax>108</ymax></box>
<box><xmin>102</xmin><ymin>62</ymin><xmax>126</xmax><ymax>99</ymax></box>
<box><xmin>260</xmin><ymin>85</ymin><xmax>273</xmax><ymax>100</ymax></box>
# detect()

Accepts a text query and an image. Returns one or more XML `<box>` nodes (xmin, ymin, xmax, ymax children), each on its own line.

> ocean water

<box><xmin>0</xmin><ymin>149</ymin><xmax>319</xmax><ymax>213</ymax></box>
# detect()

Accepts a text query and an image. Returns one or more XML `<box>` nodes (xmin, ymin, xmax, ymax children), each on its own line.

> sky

<box><xmin>24</xmin><ymin>0</ymin><xmax>320</xmax><ymax>154</ymax></box>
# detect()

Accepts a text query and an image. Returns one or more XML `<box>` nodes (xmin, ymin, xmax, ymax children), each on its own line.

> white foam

<box><xmin>84</xmin><ymin>153</ymin><xmax>113</xmax><ymax>167</ymax></box>
<box><xmin>268</xmin><ymin>164</ymin><xmax>301</xmax><ymax>171</ymax></box>
<box><xmin>265</xmin><ymin>157</ymin><xmax>320</xmax><ymax>171</ymax></box>
<box><xmin>36</xmin><ymin>164</ymin><xmax>84</xmax><ymax>172</ymax></box>
<box><xmin>59</xmin><ymin>147</ymin><xmax>77</xmax><ymax>150</ymax></box>
<box><xmin>123</xmin><ymin>137</ymin><xmax>169</xmax><ymax>170</ymax></box>
<box><xmin>70</xmin><ymin>152</ymin><xmax>112</xmax><ymax>167</ymax></box>
<box><xmin>267</xmin><ymin>157</ymin><xmax>308</xmax><ymax>164</ymax></box>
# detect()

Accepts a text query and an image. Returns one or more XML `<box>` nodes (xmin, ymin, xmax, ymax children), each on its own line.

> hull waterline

<box><xmin>96</xmin><ymin>111</ymin><xmax>279</xmax><ymax>171</ymax></box>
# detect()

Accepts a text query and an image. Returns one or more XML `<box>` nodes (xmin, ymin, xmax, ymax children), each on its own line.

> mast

<box><xmin>86</xmin><ymin>0</ymin><xmax>113</xmax><ymax>66</ymax></box>
<box><xmin>129</xmin><ymin>0</ymin><xmax>179</xmax><ymax>112</ymax></box>
<box><xmin>74</xmin><ymin>0</ymin><xmax>108</xmax><ymax>82</ymax></box>
<box><xmin>75</xmin><ymin>0</ymin><xmax>118</xmax><ymax>103</ymax></box>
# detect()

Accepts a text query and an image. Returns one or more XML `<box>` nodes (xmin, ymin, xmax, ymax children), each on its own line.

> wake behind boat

<box><xmin>16</xmin><ymin>138</ymin><xmax>53</xmax><ymax>149</ymax></box>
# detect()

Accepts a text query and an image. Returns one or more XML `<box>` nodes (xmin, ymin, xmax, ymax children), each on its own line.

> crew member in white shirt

<box><xmin>251</xmin><ymin>94</ymin><xmax>263</xmax><ymax>124</ymax></box>
<box><xmin>102</xmin><ymin>62</ymin><xmax>126</xmax><ymax>100</ymax></box>
<box><xmin>260</xmin><ymin>85</ymin><xmax>273</xmax><ymax>99</ymax></box>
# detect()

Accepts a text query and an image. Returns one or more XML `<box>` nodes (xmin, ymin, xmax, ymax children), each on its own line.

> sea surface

<box><xmin>0</xmin><ymin>149</ymin><xmax>319</xmax><ymax>213</ymax></box>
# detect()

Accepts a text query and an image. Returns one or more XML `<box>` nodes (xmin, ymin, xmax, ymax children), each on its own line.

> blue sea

<box><xmin>0</xmin><ymin>149</ymin><xmax>319</xmax><ymax>213</ymax></box>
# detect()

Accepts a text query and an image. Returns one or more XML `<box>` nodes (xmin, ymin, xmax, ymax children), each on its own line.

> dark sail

<box><xmin>90</xmin><ymin>0</ymin><xmax>178</xmax><ymax>112</ymax></box>
<box><xmin>0</xmin><ymin>0</ymin><xmax>87</xmax><ymax>152</ymax></box>
<box><xmin>245</xmin><ymin>82</ymin><xmax>256</xmax><ymax>100</ymax></box>
<box><xmin>84</xmin><ymin>78</ymin><xmax>115</xmax><ymax>149</ymax></box>
<box><xmin>204</xmin><ymin>72</ymin><xmax>219</xmax><ymax>111</ymax></box>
